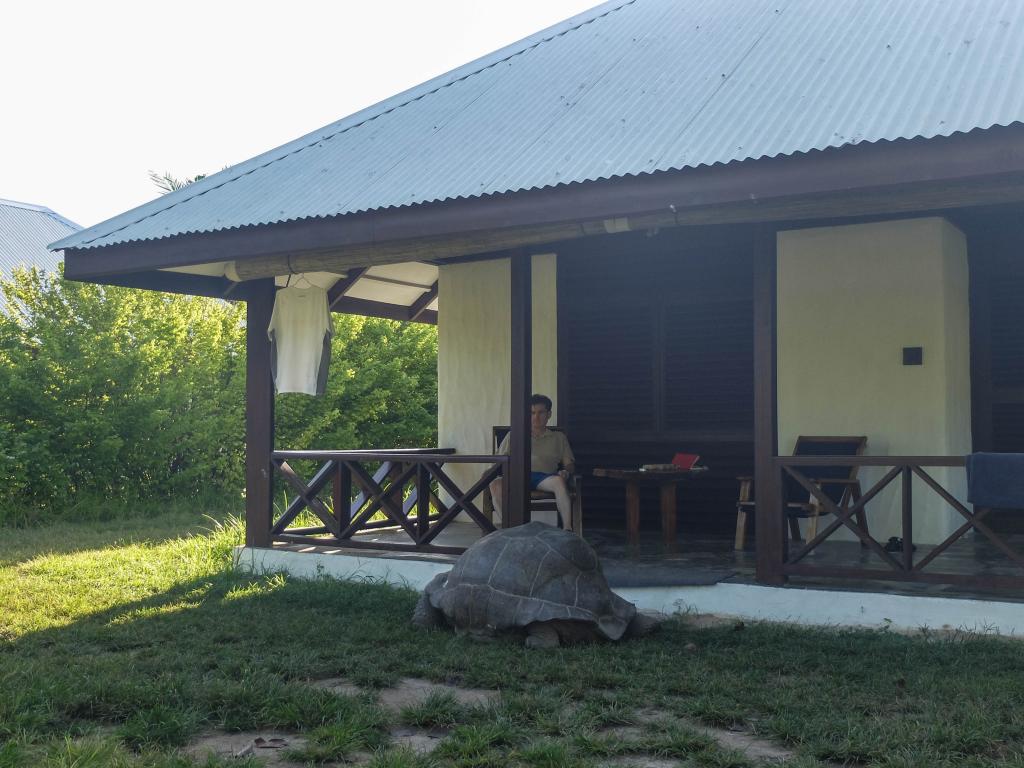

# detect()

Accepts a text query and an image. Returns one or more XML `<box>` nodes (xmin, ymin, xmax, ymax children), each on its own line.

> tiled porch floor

<box><xmin>276</xmin><ymin>521</ymin><xmax>1024</xmax><ymax>602</ymax></box>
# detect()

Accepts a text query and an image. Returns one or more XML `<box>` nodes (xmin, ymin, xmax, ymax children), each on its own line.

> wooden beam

<box><xmin>327</xmin><ymin>269</ymin><xmax>438</xmax><ymax>323</ymax></box>
<box><xmin>218</xmin><ymin>222</ymin><xmax>603</xmax><ymax>281</ymax></box>
<box><xmin>61</xmin><ymin>125</ymin><xmax>1024</xmax><ymax>280</ymax></box>
<box><xmin>507</xmin><ymin>251</ymin><xmax>532</xmax><ymax>528</ymax></box>
<box><xmin>360</xmin><ymin>274</ymin><xmax>435</xmax><ymax>290</ymax></box>
<box><xmin>329</xmin><ymin>295</ymin><xmax>437</xmax><ymax>324</ymax></box>
<box><xmin>327</xmin><ymin>267</ymin><xmax>366</xmax><ymax>309</ymax></box>
<box><xmin>753</xmin><ymin>228</ymin><xmax>783</xmax><ymax>585</ymax></box>
<box><xmin>408</xmin><ymin>281</ymin><xmax>439</xmax><ymax>322</ymax></box>
<box><xmin>245</xmin><ymin>280</ymin><xmax>276</xmax><ymax>548</ymax></box>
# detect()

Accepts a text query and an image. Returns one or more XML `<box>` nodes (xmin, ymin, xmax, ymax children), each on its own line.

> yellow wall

<box><xmin>777</xmin><ymin>218</ymin><xmax>972</xmax><ymax>544</ymax></box>
<box><xmin>437</xmin><ymin>254</ymin><xmax>558</xmax><ymax>494</ymax></box>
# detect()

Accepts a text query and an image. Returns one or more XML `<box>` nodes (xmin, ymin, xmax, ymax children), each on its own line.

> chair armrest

<box><xmin>737</xmin><ymin>475</ymin><xmax>753</xmax><ymax>482</ymax></box>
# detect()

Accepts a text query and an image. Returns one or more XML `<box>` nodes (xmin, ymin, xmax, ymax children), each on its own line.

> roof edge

<box><xmin>1</xmin><ymin>198</ymin><xmax>80</xmax><ymax>231</ymax></box>
<box><xmin>52</xmin><ymin>121</ymin><xmax>1023</xmax><ymax>252</ymax></box>
<box><xmin>59</xmin><ymin>124</ymin><xmax>1024</xmax><ymax>280</ymax></box>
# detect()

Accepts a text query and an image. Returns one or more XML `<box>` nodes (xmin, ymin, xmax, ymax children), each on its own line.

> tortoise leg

<box><xmin>411</xmin><ymin>573</ymin><xmax>449</xmax><ymax>629</ymax></box>
<box><xmin>524</xmin><ymin>622</ymin><xmax>561</xmax><ymax>649</ymax></box>
<box><xmin>624</xmin><ymin>611</ymin><xmax>665</xmax><ymax>638</ymax></box>
<box><xmin>411</xmin><ymin>593</ymin><xmax>445</xmax><ymax>629</ymax></box>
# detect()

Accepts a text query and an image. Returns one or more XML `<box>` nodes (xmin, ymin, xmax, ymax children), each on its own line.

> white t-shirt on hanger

<box><xmin>267</xmin><ymin>284</ymin><xmax>332</xmax><ymax>395</ymax></box>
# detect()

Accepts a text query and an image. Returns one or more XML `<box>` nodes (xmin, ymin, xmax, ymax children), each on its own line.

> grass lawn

<box><xmin>3</xmin><ymin>509</ymin><xmax>1024</xmax><ymax>767</ymax></box>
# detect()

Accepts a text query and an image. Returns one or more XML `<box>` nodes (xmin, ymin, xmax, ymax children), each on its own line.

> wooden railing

<box><xmin>270</xmin><ymin>449</ymin><xmax>507</xmax><ymax>554</ymax></box>
<box><xmin>775</xmin><ymin>456</ymin><xmax>1024</xmax><ymax>589</ymax></box>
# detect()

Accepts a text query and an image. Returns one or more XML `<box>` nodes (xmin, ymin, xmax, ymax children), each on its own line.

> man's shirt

<box><xmin>498</xmin><ymin>428</ymin><xmax>575</xmax><ymax>475</ymax></box>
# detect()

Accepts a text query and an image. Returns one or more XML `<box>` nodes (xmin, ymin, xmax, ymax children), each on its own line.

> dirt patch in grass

<box><xmin>631</xmin><ymin>706</ymin><xmax>797</xmax><ymax>764</ymax></box>
<box><xmin>311</xmin><ymin>675</ymin><xmax>499</xmax><ymax>710</ymax></box>
<box><xmin>310</xmin><ymin>676</ymin><xmax>364</xmax><ymax>697</ymax></box>
<box><xmin>187</xmin><ymin>730</ymin><xmax>318</xmax><ymax>765</ymax></box>
<box><xmin>688</xmin><ymin>721</ymin><xmax>794</xmax><ymax>762</ymax></box>
<box><xmin>599</xmin><ymin>724</ymin><xmax>648</xmax><ymax>740</ymax></box>
<box><xmin>308</xmin><ymin>676</ymin><xmax>798</xmax><ymax>763</ymax></box>
<box><xmin>597</xmin><ymin>757</ymin><xmax>681</xmax><ymax>768</ymax></box>
<box><xmin>389</xmin><ymin>725</ymin><xmax>450</xmax><ymax>753</ymax></box>
<box><xmin>379</xmin><ymin>677</ymin><xmax>499</xmax><ymax>710</ymax></box>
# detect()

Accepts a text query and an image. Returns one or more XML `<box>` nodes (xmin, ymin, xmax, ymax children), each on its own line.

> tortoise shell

<box><xmin>425</xmin><ymin>521</ymin><xmax>636</xmax><ymax>640</ymax></box>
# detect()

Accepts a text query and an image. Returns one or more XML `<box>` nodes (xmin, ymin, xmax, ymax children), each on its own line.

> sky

<box><xmin>1</xmin><ymin>0</ymin><xmax>599</xmax><ymax>229</ymax></box>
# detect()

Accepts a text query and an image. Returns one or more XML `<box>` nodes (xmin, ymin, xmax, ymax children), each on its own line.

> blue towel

<box><xmin>965</xmin><ymin>453</ymin><xmax>1024</xmax><ymax>509</ymax></box>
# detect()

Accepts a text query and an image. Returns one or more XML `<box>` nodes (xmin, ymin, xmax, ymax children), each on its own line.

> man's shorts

<box><xmin>530</xmin><ymin>471</ymin><xmax>553</xmax><ymax>490</ymax></box>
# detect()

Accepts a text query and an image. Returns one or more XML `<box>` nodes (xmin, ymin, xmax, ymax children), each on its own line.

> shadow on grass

<box><xmin>0</xmin><ymin>506</ymin><xmax>239</xmax><ymax>567</ymax></box>
<box><xmin>5</xmin><ymin>548</ymin><xmax>1024</xmax><ymax>766</ymax></box>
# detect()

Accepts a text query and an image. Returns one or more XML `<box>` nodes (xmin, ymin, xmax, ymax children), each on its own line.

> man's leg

<box><xmin>489</xmin><ymin>477</ymin><xmax>503</xmax><ymax>525</ymax></box>
<box><xmin>536</xmin><ymin>474</ymin><xmax>572</xmax><ymax>531</ymax></box>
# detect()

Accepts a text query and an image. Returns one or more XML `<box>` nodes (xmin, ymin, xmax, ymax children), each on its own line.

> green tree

<box><xmin>275</xmin><ymin>314</ymin><xmax>438</xmax><ymax>452</ymax></box>
<box><xmin>0</xmin><ymin>267</ymin><xmax>246</xmax><ymax>523</ymax></box>
<box><xmin>0</xmin><ymin>267</ymin><xmax>438</xmax><ymax>526</ymax></box>
<box><xmin>147</xmin><ymin>170</ymin><xmax>208</xmax><ymax>193</ymax></box>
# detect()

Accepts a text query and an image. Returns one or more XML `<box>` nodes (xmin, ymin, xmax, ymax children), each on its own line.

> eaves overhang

<box><xmin>61</xmin><ymin>124</ymin><xmax>1024</xmax><ymax>284</ymax></box>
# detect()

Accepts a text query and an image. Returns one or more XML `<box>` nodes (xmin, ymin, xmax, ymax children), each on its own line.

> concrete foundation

<box><xmin>236</xmin><ymin>544</ymin><xmax>1024</xmax><ymax>637</ymax></box>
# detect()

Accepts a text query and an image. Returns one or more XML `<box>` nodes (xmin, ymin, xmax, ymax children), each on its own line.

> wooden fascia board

<box><xmin>75</xmin><ymin>270</ymin><xmax>257</xmax><ymax>301</ymax></box>
<box><xmin>62</xmin><ymin>124</ymin><xmax>1024</xmax><ymax>280</ymax></box>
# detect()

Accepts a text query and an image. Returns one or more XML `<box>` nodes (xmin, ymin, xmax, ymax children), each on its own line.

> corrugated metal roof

<box><xmin>1</xmin><ymin>199</ymin><xmax>80</xmax><ymax>275</ymax></box>
<box><xmin>53</xmin><ymin>0</ymin><xmax>1024</xmax><ymax>252</ymax></box>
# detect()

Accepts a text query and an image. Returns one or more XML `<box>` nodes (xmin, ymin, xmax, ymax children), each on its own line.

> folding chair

<box><xmin>735</xmin><ymin>436</ymin><xmax>869</xmax><ymax>550</ymax></box>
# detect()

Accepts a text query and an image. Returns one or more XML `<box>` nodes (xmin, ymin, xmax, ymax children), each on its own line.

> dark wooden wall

<box><xmin>989</xmin><ymin>244</ymin><xmax>1024</xmax><ymax>452</ymax></box>
<box><xmin>962</xmin><ymin>205</ymin><xmax>1024</xmax><ymax>456</ymax></box>
<box><xmin>558</xmin><ymin>227</ymin><xmax>754</xmax><ymax>535</ymax></box>
<box><xmin>961</xmin><ymin>204</ymin><xmax>1024</xmax><ymax>531</ymax></box>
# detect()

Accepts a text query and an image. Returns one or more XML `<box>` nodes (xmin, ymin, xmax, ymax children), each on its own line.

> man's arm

<box><xmin>560</xmin><ymin>434</ymin><xmax>576</xmax><ymax>475</ymax></box>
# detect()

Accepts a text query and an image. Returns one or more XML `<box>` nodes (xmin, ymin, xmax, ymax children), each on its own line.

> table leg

<box><xmin>625</xmin><ymin>480</ymin><xmax>640</xmax><ymax>548</ymax></box>
<box><xmin>660</xmin><ymin>482</ymin><xmax>677</xmax><ymax>550</ymax></box>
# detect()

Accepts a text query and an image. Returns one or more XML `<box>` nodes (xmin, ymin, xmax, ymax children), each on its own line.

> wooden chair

<box><xmin>735</xmin><ymin>436</ymin><xmax>869</xmax><ymax>550</ymax></box>
<box><xmin>482</xmin><ymin>426</ymin><xmax>583</xmax><ymax>534</ymax></box>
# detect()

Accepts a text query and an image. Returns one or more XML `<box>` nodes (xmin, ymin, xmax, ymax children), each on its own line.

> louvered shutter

<box><xmin>663</xmin><ymin>298</ymin><xmax>753</xmax><ymax>432</ymax></box>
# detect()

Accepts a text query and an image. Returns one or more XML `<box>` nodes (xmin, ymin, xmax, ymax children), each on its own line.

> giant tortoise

<box><xmin>412</xmin><ymin>522</ymin><xmax>659</xmax><ymax>648</ymax></box>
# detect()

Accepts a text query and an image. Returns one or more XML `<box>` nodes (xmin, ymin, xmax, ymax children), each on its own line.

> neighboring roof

<box><xmin>1</xmin><ymin>198</ymin><xmax>80</xmax><ymax>275</ymax></box>
<box><xmin>54</xmin><ymin>0</ymin><xmax>1024</xmax><ymax>252</ymax></box>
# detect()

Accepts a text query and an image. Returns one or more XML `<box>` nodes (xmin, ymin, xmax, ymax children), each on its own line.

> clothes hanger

<box><xmin>284</xmin><ymin>256</ymin><xmax>313</xmax><ymax>289</ymax></box>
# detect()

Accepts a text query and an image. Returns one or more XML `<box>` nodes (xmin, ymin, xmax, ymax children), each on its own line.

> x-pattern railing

<box><xmin>270</xmin><ymin>449</ymin><xmax>506</xmax><ymax>554</ymax></box>
<box><xmin>776</xmin><ymin>456</ymin><xmax>1024</xmax><ymax>589</ymax></box>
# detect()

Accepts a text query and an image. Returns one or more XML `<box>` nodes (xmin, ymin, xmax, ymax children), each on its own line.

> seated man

<box><xmin>491</xmin><ymin>394</ymin><xmax>576</xmax><ymax>529</ymax></box>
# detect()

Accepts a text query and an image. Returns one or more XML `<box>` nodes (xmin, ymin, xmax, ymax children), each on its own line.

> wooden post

<box><xmin>901</xmin><ymin>466</ymin><xmax>914</xmax><ymax>570</ymax></box>
<box><xmin>660</xmin><ymin>482</ymin><xmax>677</xmax><ymax>550</ymax></box>
<box><xmin>334</xmin><ymin>462</ymin><xmax>352</xmax><ymax>532</ymax></box>
<box><xmin>508</xmin><ymin>250</ymin><xmax>532</xmax><ymax>527</ymax></box>
<box><xmin>753</xmin><ymin>229</ymin><xmax>784</xmax><ymax>584</ymax></box>
<box><xmin>245</xmin><ymin>279</ymin><xmax>276</xmax><ymax>547</ymax></box>
<box><xmin>417</xmin><ymin>464</ymin><xmax>431</xmax><ymax>540</ymax></box>
<box><xmin>556</xmin><ymin>251</ymin><xmax>569</xmax><ymax>431</ymax></box>
<box><xmin>626</xmin><ymin>481</ymin><xmax>640</xmax><ymax>549</ymax></box>
<box><xmin>967</xmin><ymin>232</ymin><xmax>993</xmax><ymax>452</ymax></box>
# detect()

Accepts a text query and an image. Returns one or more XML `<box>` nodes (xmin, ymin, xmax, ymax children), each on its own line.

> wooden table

<box><xmin>592</xmin><ymin>468</ymin><xmax>707</xmax><ymax>549</ymax></box>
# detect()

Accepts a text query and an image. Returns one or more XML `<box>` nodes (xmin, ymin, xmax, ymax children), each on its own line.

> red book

<box><xmin>671</xmin><ymin>453</ymin><xmax>701</xmax><ymax>470</ymax></box>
